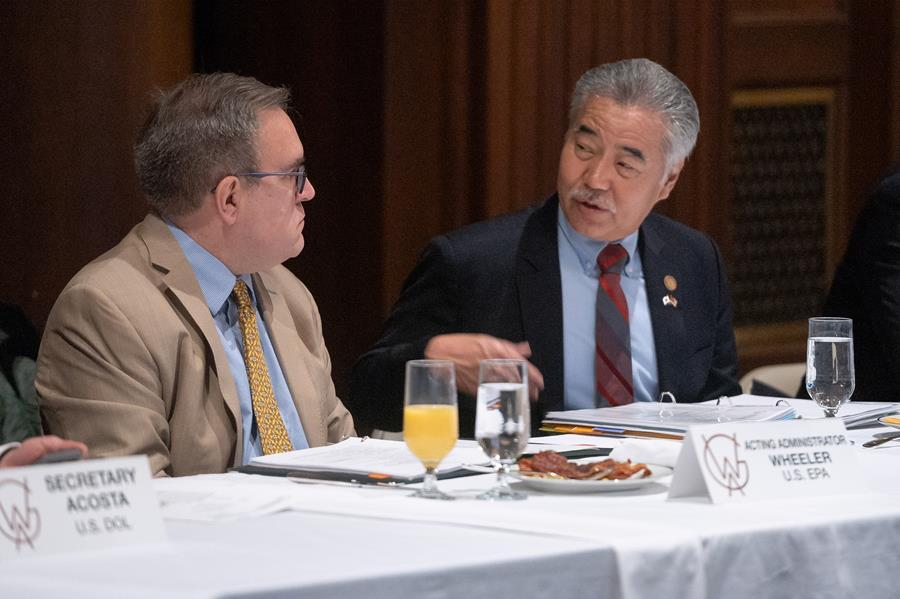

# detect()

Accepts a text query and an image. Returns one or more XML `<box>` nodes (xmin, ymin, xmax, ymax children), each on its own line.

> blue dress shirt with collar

<box><xmin>557</xmin><ymin>206</ymin><xmax>659</xmax><ymax>409</ymax></box>
<box><xmin>167</xmin><ymin>223</ymin><xmax>309</xmax><ymax>463</ymax></box>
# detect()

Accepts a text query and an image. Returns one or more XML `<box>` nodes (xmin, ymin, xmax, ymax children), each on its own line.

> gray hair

<box><xmin>134</xmin><ymin>72</ymin><xmax>290</xmax><ymax>217</ymax></box>
<box><xmin>568</xmin><ymin>58</ymin><xmax>699</xmax><ymax>169</ymax></box>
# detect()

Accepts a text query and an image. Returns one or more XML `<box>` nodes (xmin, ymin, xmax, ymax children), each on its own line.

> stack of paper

<box><xmin>542</xmin><ymin>402</ymin><xmax>797</xmax><ymax>440</ymax></box>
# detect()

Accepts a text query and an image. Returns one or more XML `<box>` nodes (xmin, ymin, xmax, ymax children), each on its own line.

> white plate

<box><xmin>877</xmin><ymin>415</ymin><xmax>900</xmax><ymax>429</ymax></box>
<box><xmin>511</xmin><ymin>463</ymin><xmax>673</xmax><ymax>494</ymax></box>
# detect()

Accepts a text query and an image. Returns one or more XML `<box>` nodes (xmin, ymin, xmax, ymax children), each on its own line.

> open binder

<box><xmin>541</xmin><ymin>395</ymin><xmax>798</xmax><ymax>440</ymax></box>
<box><xmin>234</xmin><ymin>437</ymin><xmax>485</xmax><ymax>484</ymax></box>
<box><xmin>705</xmin><ymin>394</ymin><xmax>900</xmax><ymax>429</ymax></box>
<box><xmin>542</xmin><ymin>393</ymin><xmax>899</xmax><ymax>440</ymax></box>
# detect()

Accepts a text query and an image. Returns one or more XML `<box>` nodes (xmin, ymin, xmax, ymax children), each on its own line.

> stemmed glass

<box><xmin>403</xmin><ymin>360</ymin><xmax>459</xmax><ymax>500</ymax></box>
<box><xmin>806</xmin><ymin>317</ymin><xmax>855</xmax><ymax>417</ymax></box>
<box><xmin>475</xmin><ymin>359</ymin><xmax>530</xmax><ymax>501</ymax></box>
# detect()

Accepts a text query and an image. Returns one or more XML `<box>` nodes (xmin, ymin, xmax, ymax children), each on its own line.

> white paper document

<box><xmin>156</xmin><ymin>474</ymin><xmax>301</xmax><ymax>521</ymax></box>
<box><xmin>249</xmin><ymin>438</ymin><xmax>490</xmax><ymax>481</ymax></box>
<box><xmin>609</xmin><ymin>438</ymin><xmax>682</xmax><ymax>468</ymax></box>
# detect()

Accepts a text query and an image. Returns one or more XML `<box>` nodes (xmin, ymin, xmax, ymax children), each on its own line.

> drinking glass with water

<box><xmin>475</xmin><ymin>358</ymin><xmax>529</xmax><ymax>500</ymax></box>
<box><xmin>806</xmin><ymin>317</ymin><xmax>854</xmax><ymax>417</ymax></box>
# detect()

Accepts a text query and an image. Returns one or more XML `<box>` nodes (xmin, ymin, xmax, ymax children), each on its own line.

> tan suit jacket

<box><xmin>37</xmin><ymin>214</ymin><xmax>355</xmax><ymax>476</ymax></box>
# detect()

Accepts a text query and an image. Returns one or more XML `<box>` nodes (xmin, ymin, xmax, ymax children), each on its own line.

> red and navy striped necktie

<box><xmin>595</xmin><ymin>243</ymin><xmax>634</xmax><ymax>406</ymax></box>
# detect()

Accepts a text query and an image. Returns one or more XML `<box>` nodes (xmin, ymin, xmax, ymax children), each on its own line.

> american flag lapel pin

<box><xmin>662</xmin><ymin>275</ymin><xmax>679</xmax><ymax>308</ymax></box>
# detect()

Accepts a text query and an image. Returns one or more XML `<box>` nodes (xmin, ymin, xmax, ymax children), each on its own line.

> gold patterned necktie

<box><xmin>232</xmin><ymin>279</ymin><xmax>294</xmax><ymax>454</ymax></box>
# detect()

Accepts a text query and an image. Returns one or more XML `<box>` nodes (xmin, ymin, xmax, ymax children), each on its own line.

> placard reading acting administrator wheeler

<box><xmin>0</xmin><ymin>455</ymin><xmax>165</xmax><ymax>560</ymax></box>
<box><xmin>668</xmin><ymin>419</ymin><xmax>865</xmax><ymax>503</ymax></box>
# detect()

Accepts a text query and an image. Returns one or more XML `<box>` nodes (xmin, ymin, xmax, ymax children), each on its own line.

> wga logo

<box><xmin>0</xmin><ymin>479</ymin><xmax>41</xmax><ymax>550</ymax></box>
<box><xmin>702</xmin><ymin>433</ymin><xmax>750</xmax><ymax>496</ymax></box>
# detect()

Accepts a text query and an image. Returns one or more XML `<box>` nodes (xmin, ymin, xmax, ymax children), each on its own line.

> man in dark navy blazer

<box><xmin>351</xmin><ymin>59</ymin><xmax>740</xmax><ymax>437</ymax></box>
<box><xmin>818</xmin><ymin>167</ymin><xmax>900</xmax><ymax>403</ymax></box>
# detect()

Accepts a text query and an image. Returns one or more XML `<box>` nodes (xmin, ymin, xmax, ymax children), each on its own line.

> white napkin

<box><xmin>608</xmin><ymin>438</ymin><xmax>682</xmax><ymax>468</ymax></box>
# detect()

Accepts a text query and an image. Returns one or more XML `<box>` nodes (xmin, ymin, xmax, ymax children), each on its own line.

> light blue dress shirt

<box><xmin>167</xmin><ymin>224</ymin><xmax>309</xmax><ymax>463</ymax></box>
<box><xmin>557</xmin><ymin>207</ymin><xmax>659</xmax><ymax>409</ymax></box>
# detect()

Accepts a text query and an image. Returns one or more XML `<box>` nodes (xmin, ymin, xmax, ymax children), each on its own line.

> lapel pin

<box><xmin>664</xmin><ymin>275</ymin><xmax>677</xmax><ymax>292</ymax></box>
<box><xmin>662</xmin><ymin>294</ymin><xmax>679</xmax><ymax>308</ymax></box>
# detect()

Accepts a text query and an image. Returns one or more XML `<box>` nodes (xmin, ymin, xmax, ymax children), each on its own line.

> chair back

<box><xmin>739</xmin><ymin>362</ymin><xmax>806</xmax><ymax>398</ymax></box>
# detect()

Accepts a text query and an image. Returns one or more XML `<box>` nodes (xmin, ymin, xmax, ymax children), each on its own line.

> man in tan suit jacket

<box><xmin>37</xmin><ymin>73</ymin><xmax>354</xmax><ymax>476</ymax></box>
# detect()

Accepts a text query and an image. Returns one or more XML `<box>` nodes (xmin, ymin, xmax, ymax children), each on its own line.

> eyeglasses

<box><xmin>234</xmin><ymin>166</ymin><xmax>307</xmax><ymax>194</ymax></box>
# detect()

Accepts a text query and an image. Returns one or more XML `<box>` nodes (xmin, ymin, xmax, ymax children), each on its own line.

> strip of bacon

<box><xmin>518</xmin><ymin>450</ymin><xmax>650</xmax><ymax>480</ymax></box>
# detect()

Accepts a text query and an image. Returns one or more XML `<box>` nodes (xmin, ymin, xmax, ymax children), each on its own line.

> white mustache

<box><xmin>571</xmin><ymin>189</ymin><xmax>616</xmax><ymax>214</ymax></box>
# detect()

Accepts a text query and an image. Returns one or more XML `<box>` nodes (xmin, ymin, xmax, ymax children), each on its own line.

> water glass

<box><xmin>806</xmin><ymin>317</ymin><xmax>854</xmax><ymax>417</ymax></box>
<box><xmin>475</xmin><ymin>359</ymin><xmax>529</xmax><ymax>500</ymax></box>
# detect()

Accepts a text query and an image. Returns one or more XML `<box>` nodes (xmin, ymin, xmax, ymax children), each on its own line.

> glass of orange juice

<box><xmin>403</xmin><ymin>359</ymin><xmax>458</xmax><ymax>500</ymax></box>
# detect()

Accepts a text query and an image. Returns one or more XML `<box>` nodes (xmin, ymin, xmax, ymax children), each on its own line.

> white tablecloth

<box><xmin>3</xmin><ymin>426</ymin><xmax>899</xmax><ymax>599</ymax></box>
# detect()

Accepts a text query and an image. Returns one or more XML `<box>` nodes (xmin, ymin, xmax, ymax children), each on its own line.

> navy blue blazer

<box><xmin>820</xmin><ymin>169</ymin><xmax>900</xmax><ymax>402</ymax></box>
<box><xmin>351</xmin><ymin>195</ymin><xmax>740</xmax><ymax>437</ymax></box>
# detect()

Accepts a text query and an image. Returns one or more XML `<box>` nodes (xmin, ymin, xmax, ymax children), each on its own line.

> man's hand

<box><xmin>0</xmin><ymin>435</ymin><xmax>88</xmax><ymax>468</ymax></box>
<box><xmin>424</xmin><ymin>333</ymin><xmax>545</xmax><ymax>400</ymax></box>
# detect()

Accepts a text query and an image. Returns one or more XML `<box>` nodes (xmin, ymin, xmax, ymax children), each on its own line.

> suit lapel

<box><xmin>640</xmin><ymin>217</ymin><xmax>688</xmax><ymax>401</ymax></box>
<box><xmin>137</xmin><ymin>215</ymin><xmax>244</xmax><ymax>463</ymax></box>
<box><xmin>254</xmin><ymin>272</ymin><xmax>326</xmax><ymax>447</ymax></box>
<box><xmin>516</xmin><ymin>197</ymin><xmax>565</xmax><ymax>414</ymax></box>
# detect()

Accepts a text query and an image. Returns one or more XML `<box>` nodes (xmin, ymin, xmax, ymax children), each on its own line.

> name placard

<box><xmin>668</xmin><ymin>419</ymin><xmax>864</xmax><ymax>503</ymax></box>
<box><xmin>0</xmin><ymin>455</ymin><xmax>165</xmax><ymax>560</ymax></box>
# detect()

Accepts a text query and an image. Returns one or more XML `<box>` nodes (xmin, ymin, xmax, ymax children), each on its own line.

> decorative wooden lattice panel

<box><xmin>730</xmin><ymin>88</ymin><xmax>834</xmax><ymax>326</ymax></box>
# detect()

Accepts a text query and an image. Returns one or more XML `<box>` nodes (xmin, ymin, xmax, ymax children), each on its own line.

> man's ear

<box><xmin>211</xmin><ymin>176</ymin><xmax>240</xmax><ymax>225</ymax></box>
<box><xmin>657</xmin><ymin>158</ymin><xmax>685</xmax><ymax>202</ymax></box>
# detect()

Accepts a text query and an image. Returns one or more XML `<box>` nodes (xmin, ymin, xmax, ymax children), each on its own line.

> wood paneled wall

<box><xmin>382</xmin><ymin>1</ymin><xmax>486</xmax><ymax>309</ymax></box>
<box><xmin>725</xmin><ymin>0</ymin><xmax>897</xmax><ymax>372</ymax></box>
<box><xmin>193</xmin><ymin>0</ymin><xmax>387</xmax><ymax>400</ymax></box>
<box><xmin>482</xmin><ymin>0</ymin><xmax>676</xmax><ymax>219</ymax></box>
<box><xmin>0</xmin><ymin>0</ymin><xmax>192</xmax><ymax>330</ymax></box>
